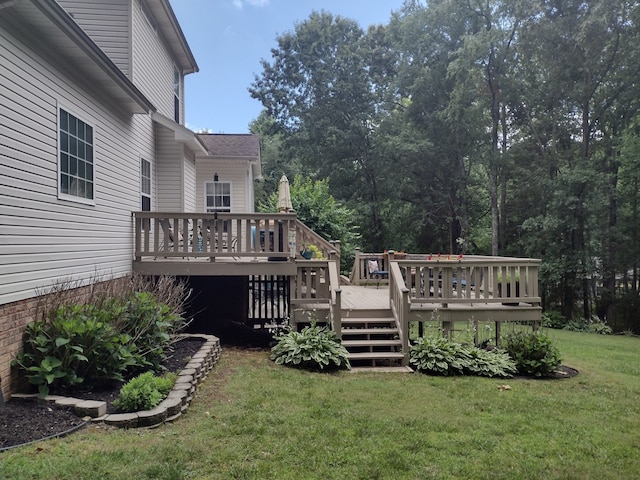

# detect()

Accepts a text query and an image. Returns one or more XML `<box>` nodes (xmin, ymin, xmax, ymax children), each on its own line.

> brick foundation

<box><xmin>0</xmin><ymin>296</ymin><xmax>39</xmax><ymax>401</ymax></box>
<box><xmin>0</xmin><ymin>283</ymin><xmax>96</xmax><ymax>401</ymax></box>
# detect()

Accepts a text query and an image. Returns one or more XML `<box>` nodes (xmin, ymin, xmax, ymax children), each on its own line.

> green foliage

<box><xmin>12</xmin><ymin>305</ymin><xmax>133</xmax><ymax>396</ymax></box>
<box><xmin>114</xmin><ymin>291</ymin><xmax>182</xmax><ymax>373</ymax></box>
<box><xmin>502</xmin><ymin>331</ymin><xmax>562</xmax><ymax>377</ymax></box>
<box><xmin>12</xmin><ymin>276</ymin><xmax>189</xmax><ymax>397</ymax></box>
<box><xmin>113</xmin><ymin>371</ymin><xmax>177</xmax><ymax>413</ymax></box>
<box><xmin>563</xmin><ymin>318</ymin><xmax>613</xmax><ymax>335</ymax></box>
<box><xmin>542</xmin><ymin>310</ymin><xmax>568</xmax><ymax>329</ymax></box>
<box><xmin>260</xmin><ymin>175</ymin><xmax>360</xmax><ymax>273</ymax></box>
<box><xmin>409</xmin><ymin>336</ymin><xmax>466</xmax><ymax>375</ymax></box>
<box><xmin>409</xmin><ymin>336</ymin><xmax>516</xmax><ymax>378</ymax></box>
<box><xmin>270</xmin><ymin>322</ymin><xmax>351</xmax><ymax>371</ymax></box>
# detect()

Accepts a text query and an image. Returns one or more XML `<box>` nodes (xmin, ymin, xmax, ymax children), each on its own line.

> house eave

<box><xmin>10</xmin><ymin>0</ymin><xmax>155</xmax><ymax>114</ymax></box>
<box><xmin>147</xmin><ymin>0</ymin><xmax>199</xmax><ymax>75</ymax></box>
<box><xmin>152</xmin><ymin>112</ymin><xmax>208</xmax><ymax>154</ymax></box>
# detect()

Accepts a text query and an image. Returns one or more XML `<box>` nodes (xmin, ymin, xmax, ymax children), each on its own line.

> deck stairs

<box><xmin>340</xmin><ymin>306</ymin><xmax>411</xmax><ymax>372</ymax></box>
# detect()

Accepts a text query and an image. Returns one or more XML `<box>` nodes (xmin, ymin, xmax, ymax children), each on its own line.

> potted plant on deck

<box><xmin>300</xmin><ymin>243</ymin><xmax>322</xmax><ymax>260</ymax></box>
<box><xmin>497</xmin><ymin>271</ymin><xmax>520</xmax><ymax>305</ymax></box>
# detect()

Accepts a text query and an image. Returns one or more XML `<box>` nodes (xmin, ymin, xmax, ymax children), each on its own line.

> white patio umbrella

<box><xmin>277</xmin><ymin>175</ymin><xmax>293</xmax><ymax>212</ymax></box>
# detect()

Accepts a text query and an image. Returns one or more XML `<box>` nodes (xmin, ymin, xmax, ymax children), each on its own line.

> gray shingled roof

<box><xmin>196</xmin><ymin>134</ymin><xmax>260</xmax><ymax>158</ymax></box>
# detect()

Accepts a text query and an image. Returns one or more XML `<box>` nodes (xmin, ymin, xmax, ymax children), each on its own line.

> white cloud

<box><xmin>232</xmin><ymin>0</ymin><xmax>269</xmax><ymax>9</ymax></box>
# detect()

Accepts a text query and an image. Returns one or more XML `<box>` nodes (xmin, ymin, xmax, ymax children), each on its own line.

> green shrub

<box><xmin>409</xmin><ymin>337</ymin><xmax>516</xmax><ymax>378</ymax></box>
<box><xmin>113</xmin><ymin>371</ymin><xmax>177</xmax><ymax>412</ymax></box>
<box><xmin>114</xmin><ymin>291</ymin><xmax>182</xmax><ymax>373</ymax></box>
<box><xmin>409</xmin><ymin>337</ymin><xmax>465</xmax><ymax>376</ymax></box>
<box><xmin>542</xmin><ymin>310</ymin><xmax>567</xmax><ymax>329</ymax></box>
<box><xmin>270</xmin><ymin>323</ymin><xmax>351</xmax><ymax>371</ymax></box>
<box><xmin>502</xmin><ymin>331</ymin><xmax>562</xmax><ymax>377</ymax></box>
<box><xmin>12</xmin><ymin>304</ymin><xmax>134</xmax><ymax>396</ymax></box>
<box><xmin>12</xmin><ymin>282</ymin><xmax>188</xmax><ymax>397</ymax></box>
<box><xmin>563</xmin><ymin>318</ymin><xmax>613</xmax><ymax>335</ymax></box>
<box><xmin>463</xmin><ymin>346</ymin><xmax>517</xmax><ymax>378</ymax></box>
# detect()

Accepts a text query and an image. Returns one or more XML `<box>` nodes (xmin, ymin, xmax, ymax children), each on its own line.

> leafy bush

<box><xmin>409</xmin><ymin>337</ymin><xmax>516</xmax><ymax>378</ymax></box>
<box><xmin>12</xmin><ymin>304</ymin><xmax>134</xmax><ymax>396</ymax></box>
<box><xmin>502</xmin><ymin>331</ymin><xmax>562</xmax><ymax>377</ymax></box>
<box><xmin>463</xmin><ymin>346</ymin><xmax>517</xmax><ymax>378</ymax></box>
<box><xmin>112</xmin><ymin>291</ymin><xmax>182</xmax><ymax>373</ymax></box>
<box><xmin>563</xmin><ymin>318</ymin><xmax>613</xmax><ymax>335</ymax></box>
<box><xmin>270</xmin><ymin>323</ymin><xmax>350</xmax><ymax>371</ymax></box>
<box><xmin>12</xmin><ymin>275</ymin><xmax>190</xmax><ymax>397</ymax></box>
<box><xmin>113</xmin><ymin>371</ymin><xmax>177</xmax><ymax>412</ymax></box>
<box><xmin>409</xmin><ymin>337</ymin><xmax>466</xmax><ymax>376</ymax></box>
<box><xmin>541</xmin><ymin>310</ymin><xmax>567</xmax><ymax>329</ymax></box>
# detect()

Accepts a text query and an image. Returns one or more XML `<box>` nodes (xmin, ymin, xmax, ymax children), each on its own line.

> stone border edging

<box><xmin>11</xmin><ymin>334</ymin><xmax>222</xmax><ymax>430</ymax></box>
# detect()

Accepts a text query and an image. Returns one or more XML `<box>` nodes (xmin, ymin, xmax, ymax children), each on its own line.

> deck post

<box><xmin>353</xmin><ymin>248</ymin><xmax>361</xmax><ymax>285</ymax></box>
<box><xmin>401</xmin><ymin>286</ymin><xmax>410</xmax><ymax>366</ymax></box>
<box><xmin>334</xmin><ymin>288</ymin><xmax>342</xmax><ymax>340</ymax></box>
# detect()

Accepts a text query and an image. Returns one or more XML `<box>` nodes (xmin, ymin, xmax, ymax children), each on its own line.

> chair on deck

<box><xmin>367</xmin><ymin>258</ymin><xmax>388</xmax><ymax>288</ymax></box>
<box><xmin>158</xmin><ymin>218</ymin><xmax>186</xmax><ymax>257</ymax></box>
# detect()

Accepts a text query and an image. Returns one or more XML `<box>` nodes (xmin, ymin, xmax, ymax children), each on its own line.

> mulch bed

<box><xmin>0</xmin><ymin>337</ymin><xmax>204</xmax><ymax>451</ymax></box>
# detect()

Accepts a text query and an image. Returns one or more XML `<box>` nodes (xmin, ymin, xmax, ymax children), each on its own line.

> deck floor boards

<box><xmin>340</xmin><ymin>285</ymin><xmax>390</xmax><ymax>310</ymax></box>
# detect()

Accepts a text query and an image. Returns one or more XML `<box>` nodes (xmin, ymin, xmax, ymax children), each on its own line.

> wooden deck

<box><xmin>340</xmin><ymin>285</ymin><xmax>390</xmax><ymax>311</ymax></box>
<box><xmin>132</xmin><ymin>212</ymin><xmax>543</xmax><ymax>368</ymax></box>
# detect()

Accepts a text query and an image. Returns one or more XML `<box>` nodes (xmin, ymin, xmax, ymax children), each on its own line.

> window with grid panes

<box><xmin>59</xmin><ymin>109</ymin><xmax>93</xmax><ymax>200</ymax></box>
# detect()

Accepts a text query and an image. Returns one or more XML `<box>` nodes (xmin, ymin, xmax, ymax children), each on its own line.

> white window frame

<box><xmin>140</xmin><ymin>157</ymin><xmax>151</xmax><ymax>212</ymax></box>
<box><xmin>174</xmin><ymin>66</ymin><xmax>181</xmax><ymax>124</ymax></box>
<box><xmin>58</xmin><ymin>106</ymin><xmax>95</xmax><ymax>205</ymax></box>
<box><xmin>204</xmin><ymin>180</ymin><xmax>232</xmax><ymax>213</ymax></box>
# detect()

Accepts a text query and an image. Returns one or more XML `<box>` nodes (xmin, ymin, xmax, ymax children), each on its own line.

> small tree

<box><xmin>260</xmin><ymin>175</ymin><xmax>360</xmax><ymax>273</ymax></box>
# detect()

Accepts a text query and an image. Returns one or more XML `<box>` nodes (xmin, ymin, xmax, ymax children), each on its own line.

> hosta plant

<box><xmin>113</xmin><ymin>371</ymin><xmax>177</xmax><ymax>412</ymax></box>
<box><xmin>409</xmin><ymin>336</ymin><xmax>516</xmax><ymax>378</ymax></box>
<box><xmin>270</xmin><ymin>322</ymin><xmax>350</xmax><ymax>371</ymax></box>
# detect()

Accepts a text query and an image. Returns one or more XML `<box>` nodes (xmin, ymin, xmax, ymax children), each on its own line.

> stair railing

<box><xmin>328</xmin><ymin>250</ymin><xmax>342</xmax><ymax>339</ymax></box>
<box><xmin>388</xmin><ymin>259</ymin><xmax>410</xmax><ymax>365</ymax></box>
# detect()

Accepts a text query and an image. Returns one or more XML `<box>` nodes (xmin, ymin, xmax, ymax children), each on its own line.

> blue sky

<box><xmin>169</xmin><ymin>0</ymin><xmax>406</xmax><ymax>134</ymax></box>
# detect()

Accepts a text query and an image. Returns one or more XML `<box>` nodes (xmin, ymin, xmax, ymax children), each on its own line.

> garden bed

<box><xmin>1</xmin><ymin>335</ymin><xmax>216</xmax><ymax>451</ymax></box>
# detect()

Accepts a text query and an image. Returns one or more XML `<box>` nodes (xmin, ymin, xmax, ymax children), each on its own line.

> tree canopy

<box><xmin>249</xmin><ymin>1</ymin><xmax>640</xmax><ymax>327</ymax></box>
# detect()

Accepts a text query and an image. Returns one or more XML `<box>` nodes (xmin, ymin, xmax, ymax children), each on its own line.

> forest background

<box><xmin>246</xmin><ymin>0</ymin><xmax>640</xmax><ymax>331</ymax></box>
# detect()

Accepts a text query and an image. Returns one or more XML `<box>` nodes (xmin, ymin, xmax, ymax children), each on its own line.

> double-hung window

<box><xmin>141</xmin><ymin>158</ymin><xmax>151</xmax><ymax>211</ymax></box>
<box><xmin>205</xmin><ymin>181</ymin><xmax>231</xmax><ymax>213</ymax></box>
<box><xmin>174</xmin><ymin>66</ymin><xmax>181</xmax><ymax>124</ymax></box>
<box><xmin>59</xmin><ymin>108</ymin><xmax>94</xmax><ymax>201</ymax></box>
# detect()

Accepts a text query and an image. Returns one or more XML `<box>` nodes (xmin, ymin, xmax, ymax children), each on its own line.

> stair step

<box><xmin>342</xmin><ymin>339</ymin><xmax>402</xmax><ymax>347</ymax></box>
<box><xmin>341</xmin><ymin>328</ymin><xmax>398</xmax><ymax>335</ymax></box>
<box><xmin>350</xmin><ymin>366</ymin><xmax>414</xmax><ymax>373</ymax></box>
<box><xmin>342</xmin><ymin>317</ymin><xmax>394</xmax><ymax>325</ymax></box>
<box><xmin>347</xmin><ymin>352</ymin><xmax>404</xmax><ymax>360</ymax></box>
<box><xmin>342</xmin><ymin>309</ymin><xmax>393</xmax><ymax>319</ymax></box>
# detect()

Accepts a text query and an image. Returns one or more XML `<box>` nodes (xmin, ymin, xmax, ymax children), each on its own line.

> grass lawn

<box><xmin>1</xmin><ymin>329</ymin><xmax>640</xmax><ymax>479</ymax></box>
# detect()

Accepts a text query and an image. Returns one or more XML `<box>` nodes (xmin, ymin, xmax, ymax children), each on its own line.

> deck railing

<box><xmin>132</xmin><ymin>212</ymin><xmax>341</xmax><ymax>264</ymax></box>
<box><xmin>133</xmin><ymin>212</ymin><xmax>297</xmax><ymax>260</ymax></box>
<box><xmin>359</xmin><ymin>251</ymin><xmax>542</xmax><ymax>353</ymax></box>
<box><xmin>289</xmin><ymin>251</ymin><xmax>342</xmax><ymax>332</ymax></box>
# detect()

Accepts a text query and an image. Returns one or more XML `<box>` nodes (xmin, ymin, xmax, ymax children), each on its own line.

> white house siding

<box><xmin>56</xmin><ymin>0</ymin><xmax>131</xmax><ymax>77</ymax></box>
<box><xmin>155</xmin><ymin>124</ymin><xmax>183</xmax><ymax>211</ymax></box>
<box><xmin>132</xmin><ymin>0</ymin><xmax>177</xmax><ymax>122</ymax></box>
<box><xmin>0</xmin><ymin>22</ymin><xmax>154</xmax><ymax>306</ymax></box>
<box><xmin>183</xmin><ymin>147</ymin><xmax>196</xmax><ymax>211</ymax></box>
<box><xmin>195</xmin><ymin>160</ymin><xmax>249</xmax><ymax>213</ymax></box>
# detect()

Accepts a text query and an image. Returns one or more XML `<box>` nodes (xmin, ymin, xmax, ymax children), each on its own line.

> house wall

<box><xmin>183</xmin><ymin>147</ymin><xmax>197</xmax><ymax>211</ymax></box>
<box><xmin>56</xmin><ymin>0</ymin><xmax>132</xmax><ymax>77</ymax></box>
<box><xmin>132</xmin><ymin>0</ymin><xmax>180</xmax><ymax>122</ymax></box>
<box><xmin>0</xmin><ymin>13</ymin><xmax>155</xmax><ymax>396</ymax></box>
<box><xmin>156</xmin><ymin>124</ymin><xmax>184</xmax><ymax>211</ymax></box>
<box><xmin>195</xmin><ymin>160</ymin><xmax>251</xmax><ymax>213</ymax></box>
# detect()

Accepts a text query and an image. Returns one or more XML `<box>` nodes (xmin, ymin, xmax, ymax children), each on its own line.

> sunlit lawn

<box><xmin>1</xmin><ymin>329</ymin><xmax>640</xmax><ymax>480</ymax></box>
